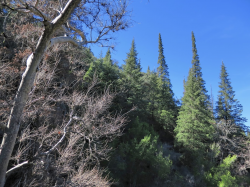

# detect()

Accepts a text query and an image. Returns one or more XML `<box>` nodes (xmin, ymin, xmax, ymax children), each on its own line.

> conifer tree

<box><xmin>123</xmin><ymin>39</ymin><xmax>141</xmax><ymax>79</ymax></box>
<box><xmin>83</xmin><ymin>48</ymin><xmax>119</xmax><ymax>89</ymax></box>
<box><xmin>157</xmin><ymin>33</ymin><xmax>172</xmax><ymax>92</ymax></box>
<box><xmin>215</xmin><ymin>61</ymin><xmax>247</xmax><ymax>130</ymax></box>
<box><xmin>103</xmin><ymin>48</ymin><xmax>112</xmax><ymax>66</ymax></box>
<box><xmin>174</xmin><ymin>32</ymin><xmax>214</xmax><ymax>153</ymax></box>
<box><xmin>121</xmin><ymin>39</ymin><xmax>143</xmax><ymax>108</ymax></box>
<box><xmin>183</xmin><ymin>78</ymin><xmax>186</xmax><ymax>94</ymax></box>
<box><xmin>143</xmin><ymin>68</ymin><xmax>159</xmax><ymax>119</ymax></box>
<box><xmin>190</xmin><ymin>32</ymin><xmax>208</xmax><ymax>98</ymax></box>
<box><xmin>156</xmin><ymin>33</ymin><xmax>177</xmax><ymax>131</ymax></box>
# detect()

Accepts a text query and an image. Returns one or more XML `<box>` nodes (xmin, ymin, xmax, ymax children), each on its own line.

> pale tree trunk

<box><xmin>0</xmin><ymin>0</ymin><xmax>82</xmax><ymax>186</ymax></box>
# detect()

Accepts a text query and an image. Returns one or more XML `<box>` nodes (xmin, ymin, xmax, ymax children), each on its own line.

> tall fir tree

<box><xmin>157</xmin><ymin>33</ymin><xmax>171</xmax><ymax>89</ymax></box>
<box><xmin>174</xmin><ymin>32</ymin><xmax>214</xmax><ymax>153</ymax></box>
<box><xmin>190</xmin><ymin>32</ymin><xmax>208</xmax><ymax>98</ymax></box>
<box><xmin>123</xmin><ymin>39</ymin><xmax>141</xmax><ymax>79</ymax></box>
<box><xmin>215</xmin><ymin>61</ymin><xmax>247</xmax><ymax>130</ymax></box>
<box><xmin>143</xmin><ymin>68</ymin><xmax>159</xmax><ymax>119</ymax></box>
<box><xmin>156</xmin><ymin>33</ymin><xmax>177</xmax><ymax>132</ymax></box>
<box><xmin>121</xmin><ymin>39</ymin><xmax>143</xmax><ymax>110</ymax></box>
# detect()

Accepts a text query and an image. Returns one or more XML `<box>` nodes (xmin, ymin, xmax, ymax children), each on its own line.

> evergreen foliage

<box><xmin>3</xmin><ymin>12</ymin><xmax>249</xmax><ymax>185</ymax></box>
<box><xmin>156</xmin><ymin>34</ymin><xmax>175</xmax><ymax>109</ymax></box>
<box><xmin>1</xmin><ymin>0</ymin><xmax>249</xmax><ymax>184</ymax></box>
<box><xmin>103</xmin><ymin>48</ymin><xmax>112</xmax><ymax>66</ymax></box>
<box><xmin>120</xmin><ymin>39</ymin><xmax>143</xmax><ymax>114</ymax></box>
<box><xmin>157</xmin><ymin>33</ymin><xmax>171</xmax><ymax>88</ymax></box>
<box><xmin>123</xmin><ymin>39</ymin><xmax>141</xmax><ymax>79</ymax></box>
<box><xmin>83</xmin><ymin>48</ymin><xmax>119</xmax><ymax>88</ymax></box>
<box><xmin>215</xmin><ymin>61</ymin><xmax>247</xmax><ymax>131</ymax></box>
<box><xmin>155</xmin><ymin>34</ymin><xmax>178</xmax><ymax>133</ymax></box>
<box><xmin>174</xmin><ymin>32</ymin><xmax>215</xmax><ymax>153</ymax></box>
<box><xmin>143</xmin><ymin>68</ymin><xmax>159</xmax><ymax>119</ymax></box>
<box><xmin>76</xmin><ymin>34</ymin><xmax>249</xmax><ymax>187</ymax></box>
<box><xmin>109</xmin><ymin>117</ymin><xmax>172</xmax><ymax>186</ymax></box>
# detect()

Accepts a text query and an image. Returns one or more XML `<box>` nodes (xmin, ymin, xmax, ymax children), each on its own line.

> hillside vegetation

<box><xmin>0</xmin><ymin>1</ymin><xmax>249</xmax><ymax>186</ymax></box>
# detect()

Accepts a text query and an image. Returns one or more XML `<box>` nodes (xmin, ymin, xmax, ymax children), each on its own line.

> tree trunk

<box><xmin>0</xmin><ymin>1</ymin><xmax>82</xmax><ymax>186</ymax></box>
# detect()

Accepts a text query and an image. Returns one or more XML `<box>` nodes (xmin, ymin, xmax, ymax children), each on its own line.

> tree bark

<box><xmin>0</xmin><ymin>0</ymin><xmax>82</xmax><ymax>186</ymax></box>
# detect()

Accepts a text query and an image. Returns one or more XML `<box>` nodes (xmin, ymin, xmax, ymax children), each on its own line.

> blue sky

<box><xmin>90</xmin><ymin>0</ymin><xmax>250</xmax><ymax>127</ymax></box>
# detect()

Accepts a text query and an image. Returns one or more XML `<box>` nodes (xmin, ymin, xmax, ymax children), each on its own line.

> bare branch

<box><xmin>43</xmin><ymin>109</ymin><xmax>74</xmax><ymax>155</ymax></box>
<box><xmin>0</xmin><ymin>0</ymin><xmax>131</xmax><ymax>185</ymax></box>
<box><xmin>67</xmin><ymin>22</ymin><xmax>86</xmax><ymax>42</ymax></box>
<box><xmin>49</xmin><ymin>36</ymin><xmax>84</xmax><ymax>47</ymax></box>
<box><xmin>51</xmin><ymin>0</ymin><xmax>84</xmax><ymax>26</ymax></box>
<box><xmin>27</xmin><ymin>4</ymin><xmax>48</xmax><ymax>21</ymax></box>
<box><xmin>59</xmin><ymin>0</ymin><xmax>63</xmax><ymax>12</ymax></box>
<box><xmin>6</xmin><ymin>161</ymin><xmax>29</xmax><ymax>178</ymax></box>
<box><xmin>34</xmin><ymin>0</ymin><xmax>40</xmax><ymax>8</ymax></box>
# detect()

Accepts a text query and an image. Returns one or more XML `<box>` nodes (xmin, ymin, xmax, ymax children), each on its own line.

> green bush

<box><xmin>205</xmin><ymin>155</ymin><xmax>238</xmax><ymax>187</ymax></box>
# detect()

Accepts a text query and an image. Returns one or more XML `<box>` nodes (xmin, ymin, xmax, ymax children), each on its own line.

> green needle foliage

<box><xmin>215</xmin><ymin>61</ymin><xmax>247</xmax><ymax>131</ymax></box>
<box><xmin>79</xmin><ymin>34</ymin><xmax>248</xmax><ymax>187</ymax></box>
<box><xmin>157</xmin><ymin>33</ymin><xmax>172</xmax><ymax>90</ymax></box>
<box><xmin>143</xmin><ymin>68</ymin><xmax>159</xmax><ymax>119</ymax></box>
<box><xmin>174</xmin><ymin>32</ymin><xmax>215</xmax><ymax>154</ymax></box>
<box><xmin>156</xmin><ymin>33</ymin><xmax>175</xmax><ymax>109</ymax></box>
<box><xmin>156</xmin><ymin>33</ymin><xmax>178</xmax><ymax>132</ymax></box>
<box><xmin>103</xmin><ymin>48</ymin><xmax>112</xmax><ymax>67</ymax></box>
<box><xmin>121</xmin><ymin>39</ymin><xmax>143</xmax><ymax>115</ymax></box>
<box><xmin>110</xmin><ymin>117</ymin><xmax>172</xmax><ymax>187</ymax></box>
<box><xmin>123</xmin><ymin>39</ymin><xmax>142</xmax><ymax>80</ymax></box>
<box><xmin>83</xmin><ymin>48</ymin><xmax>119</xmax><ymax>89</ymax></box>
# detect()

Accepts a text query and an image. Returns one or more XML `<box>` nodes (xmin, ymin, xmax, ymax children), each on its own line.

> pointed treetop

<box><xmin>156</xmin><ymin>33</ymin><xmax>172</xmax><ymax>89</ymax></box>
<box><xmin>191</xmin><ymin>31</ymin><xmax>202</xmax><ymax>77</ymax></box>
<box><xmin>190</xmin><ymin>32</ymin><xmax>208</xmax><ymax>98</ymax></box>
<box><xmin>216</xmin><ymin>61</ymin><xmax>247</xmax><ymax>130</ymax></box>
<box><xmin>147</xmin><ymin>66</ymin><xmax>150</xmax><ymax>73</ymax></box>
<box><xmin>219</xmin><ymin>61</ymin><xmax>232</xmax><ymax>91</ymax></box>
<box><xmin>106</xmin><ymin>48</ymin><xmax>111</xmax><ymax>57</ymax></box>
<box><xmin>183</xmin><ymin>77</ymin><xmax>186</xmax><ymax>94</ymax></box>
<box><xmin>130</xmin><ymin>39</ymin><xmax>137</xmax><ymax>57</ymax></box>
<box><xmin>123</xmin><ymin>39</ymin><xmax>140</xmax><ymax>74</ymax></box>
<box><xmin>157</xmin><ymin>33</ymin><xmax>168</xmax><ymax>77</ymax></box>
<box><xmin>103</xmin><ymin>48</ymin><xmax>112</xmax><ymax>66</ymax></box>
<box><xmin>128</xmin><ymin>39</ymin><xmax>137</xmax><ymax>60</ymax></box>
<box><xmin>174</xmin><ymin>33</ymin><xmax>214</xmax><ymax>153</ymax></box>
<box><xmin>191</xmin><ymin>31</ymin><xmax>198</xmax><ymax>59</ymax></box>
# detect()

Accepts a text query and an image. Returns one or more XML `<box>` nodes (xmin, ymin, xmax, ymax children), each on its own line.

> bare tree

<box><xmin>213</xmin><ymin>119</ymin><xmax>250</xmax><ymax>176</ymax></box>
<box><xmin>215</xmin><ymin>119</ymin><xmax>246</xmax><ymax>156</ymax></box>
<box><xmin>0</xmin><ymin>0</ymin><xmax>130</xmax><ymax>186</ymax></box>
<box><xmin>5</xmin><ymin>76</ymin><xmax>129</xmax><ymax>186</ymax></box>
<box><xmin>1</xmin><ymin>39</ymin><xmax>132</xmax><ymax>185</ymax></box>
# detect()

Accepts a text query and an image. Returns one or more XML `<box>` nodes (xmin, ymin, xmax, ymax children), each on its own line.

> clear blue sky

<box><xmin>90</xmin><ymin>0</ymin><xmax>250</xmax><ymax>127</ymax></box>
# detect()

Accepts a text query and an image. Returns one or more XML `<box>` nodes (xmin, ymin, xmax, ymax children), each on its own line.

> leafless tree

<box><xmin>6</xmin><ymin>77</ymin><xmax>129</xmax><ymax>186</ymax></box>
<box><xmin>1</xmin><ymin>40</ymin><xmax>132</xmax><ymax>186</ymax></box>
<box><xmin>0</xmin><ymin>0</ymin><xmax>130</xmax><ymax>186</ymax></box>
<box><xmin>213</xmin><ymin>119</ymin><xmax>250</xmax><ymax>176</ymax></box>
